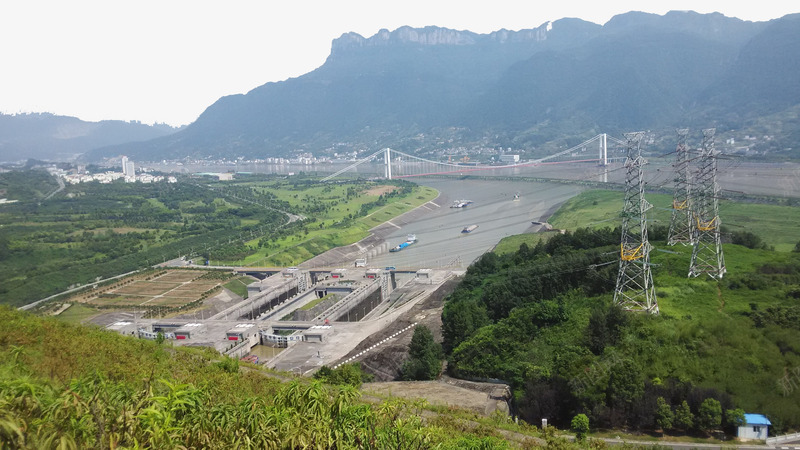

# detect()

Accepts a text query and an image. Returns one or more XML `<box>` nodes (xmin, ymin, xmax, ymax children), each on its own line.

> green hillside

<box><xmin>448</xmin><ymin>191</ymin><xmax>800</xmax><ymax>435</ymax></box>
<box><xmin>548</xmin><ymin>190</ymin><xmax>800</xmax><ymax>252</ymax></box>
<box><xmin>0</xmin><ymin>306</ymin><xmax>552</xmax><ymax>449</ymax></box>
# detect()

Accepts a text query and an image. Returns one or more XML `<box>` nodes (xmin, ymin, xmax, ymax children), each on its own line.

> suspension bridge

<box><xmin>322</xmin><ymin>133</ymin><xmax>627</xmax><ymax>181</ymax></box>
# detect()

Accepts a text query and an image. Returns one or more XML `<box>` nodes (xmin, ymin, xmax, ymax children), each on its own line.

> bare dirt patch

<box><xmin>364</xmin><ymin>185</ymin><xmax>398</xmax><ymax>196</ymax></box>
<box><xmin>362</xmin><ymin>380</ymin><xmax>496</xmax><ymax>414</ymax></box>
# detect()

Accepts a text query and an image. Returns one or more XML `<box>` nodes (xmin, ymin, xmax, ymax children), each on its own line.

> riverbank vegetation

<box><xmin>548</xmin><ymin>190</ymin><xmax>800</xmax><ymax>252</ymax></box>
<box><xmin>0</xmin><ymin>170</ymin><xmax>436</xmax><ymax>308</ymax></box>
<box><xmin>217</xmin><ymin>176</ymin><xmax>437</xmax><ymax>267</ymax></box>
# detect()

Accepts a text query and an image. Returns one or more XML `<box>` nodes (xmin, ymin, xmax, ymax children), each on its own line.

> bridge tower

<box><xmin>689</xmin><ymin>128</ymin><xmax>726</xmax><ymax>279</ymax></box>
<box><xmin>384</xmin><ymin>148</ymin><xmax>392</xmax><ymax>180</ymax></box>
<box><xmin>668</xmin><ymin>129</ymin><xmax>693</xmax><ymax>245</ymax></box>
<box><xmin>599</xmin><ymin>133</ymin><xmax>608</xmax><ymax>166</ymax></box>
<box><xmin>613</xmin><ymin>132</ymin><xmax>658</xmax><ymax>314</ymax></box>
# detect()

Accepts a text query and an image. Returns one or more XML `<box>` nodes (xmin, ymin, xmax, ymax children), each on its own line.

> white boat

<box><xmin>450</xmin><ymin>199</ymin><xmax>473</xmax><ymax>208</ymax></box>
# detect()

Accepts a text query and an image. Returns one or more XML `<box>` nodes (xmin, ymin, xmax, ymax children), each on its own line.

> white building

<box><xmin>121</xmin><ymin>155</ymin><xmax>135</xmax><ymax>181</ymax></box>
<box><xmin>738</xmin><ymin>413</ymin><xmax>771</xmax><ymax>441</ymax></box>
<box><xmin>499</xmin><ymin>154</ymin><xmax>520</xmax><ymax>164</ymax></box>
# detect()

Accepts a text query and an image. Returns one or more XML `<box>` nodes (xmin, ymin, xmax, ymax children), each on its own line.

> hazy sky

<box><xmin>1</xmin><ymin>1</ymin><xmax>797</xmax><ymax>127</ymax></box>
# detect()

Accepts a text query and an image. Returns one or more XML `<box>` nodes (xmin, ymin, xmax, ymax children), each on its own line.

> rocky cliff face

<box><xmin>330</xmin><ymin>23</ymin><xmax>552</xmax><ymax>55</ymax></box>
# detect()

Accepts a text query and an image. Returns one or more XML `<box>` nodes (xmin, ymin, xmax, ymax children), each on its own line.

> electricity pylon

<box><xmin>668</xmin><ymin>129</ymin><xmax>693</xmax><ymax>245</ymax></box>
<box><xmin>689</xmin><ymin>128</ymin><xmax>726</xmax><ymax>279</ymax></box>
<box><xmin>614</xmin><ymin>132</ymin><xmax>659</xmax><ymax>314</ymax></box>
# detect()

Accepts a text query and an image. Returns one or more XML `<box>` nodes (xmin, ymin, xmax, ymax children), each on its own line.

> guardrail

<box><xmin>767</xmin><ymin>431</ymin><xmax>800</xmax><ymax>445</ymax></box>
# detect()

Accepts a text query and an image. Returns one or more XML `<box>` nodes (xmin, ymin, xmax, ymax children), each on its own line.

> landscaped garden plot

<box><xmin>170</xmin><ymin>281</ymin><xmax>220</xmax><ymax>291</ymax></box>
<box><xmin>86</xmin><ymin>296</ymin><xmax>145</xmax><ymax>307</ymax></box>
<box><xmin>79</xmin><ymin>269</ymin><xmax>227</xmax><ymax>313</ymax></box>
<box><xmin>113</xmin><ymin>281</ymin><xmax>182</xmax><ymax>296</ymax></box>
<box><xmin>151</xmin><ymin>271</ymin><xmax>207</xmax><ymax>283</ymax></box>
<box><xmin>146</xmin><ymin>297</ymin><xmax>202</xmax><ymax>307</ymax></box>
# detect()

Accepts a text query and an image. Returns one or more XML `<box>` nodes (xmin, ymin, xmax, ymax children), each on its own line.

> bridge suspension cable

<box><xmin>392</xmin><ymin>133</ymin><xmax>612</xmax><ymax>178</ymax></box>
<box><xmin>320</xmin><ymin>149</ymin><xmax>384</xmax><ymax>182</ymax></box>
<box><xmin>322</xmin><ymin>133</ymin><xmax>619</xmax><ymax>180</ymax></box>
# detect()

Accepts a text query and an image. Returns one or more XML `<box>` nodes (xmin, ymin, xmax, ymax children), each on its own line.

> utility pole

<box><xmin>668</xmin><ymin>129</ymin><xmax>693</xmax><ymax>245</ymax></box>
<box><xmin>613</xmin><ymin>132</ymin><xmax>658</xmax><ymax>314</ymax></box>
<box><xmin>689</xmin><ymin>128</ymin><xmax>726</xmax><ymax>279</ymax></box>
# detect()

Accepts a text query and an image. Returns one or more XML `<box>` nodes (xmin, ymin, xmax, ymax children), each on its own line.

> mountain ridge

<box><xmin>32</xmin><ymin>10</ymin><xmax>800</xmax><ymax>162</ymax></box>
<box><xmin>0</xmin><ymin>112</ymin><xmax>180</xmax><ymax>163</ymax></box>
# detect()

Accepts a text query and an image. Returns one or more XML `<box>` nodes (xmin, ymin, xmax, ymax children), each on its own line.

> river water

<box><xmin>367</xmin><ymin>179</ymin><xmax>581</xmax><ymax>269</ymax></box>
<box><xmin>151</xmin><ymin>160</ymin><xmax>800</xmax><ymax>268</ymax></box>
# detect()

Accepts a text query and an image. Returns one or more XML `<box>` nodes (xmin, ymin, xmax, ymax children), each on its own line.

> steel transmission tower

<box><xmin>689</xmin><ymin>129</ymin><xmax>726</xmax><ymax>279</ymax></box>
<box><xmin>668</xmin><ymin>129</ymin><xmax>693</xmax><ymax>245</ymax></box>
<box><xmin>614</xmin><ymin>132</ymin><xmax>659</xmax><ymax>314</ymax></box>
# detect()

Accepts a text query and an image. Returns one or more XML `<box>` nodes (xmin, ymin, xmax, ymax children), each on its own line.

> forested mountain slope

<box><xmin>442</xmin><ymin>227</ymin><xmax>800</xmax><ymax>433</ymax></box>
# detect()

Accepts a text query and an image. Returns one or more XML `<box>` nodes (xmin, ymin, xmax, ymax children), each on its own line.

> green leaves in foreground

<box><xmin>0</xmin><ymin>370</ymin><xmax>435</xmax><ymax>449</ymax></box>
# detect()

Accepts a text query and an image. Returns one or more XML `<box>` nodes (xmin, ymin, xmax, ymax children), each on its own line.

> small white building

<box><xmin>738</xmin><ymin>413</ymin><xmax>771</xmax><ymax>441</ymax></box>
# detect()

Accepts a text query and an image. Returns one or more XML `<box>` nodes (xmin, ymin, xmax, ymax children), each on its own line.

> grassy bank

<box><xmin>496</xmin><ymin>189</ymin><xmax>800</xmax><ymax>254</ymax></box>
<box><xmin>216</xmin><ymin>182</ymin><xmax>438</xmax><ymax>267</ymax></box>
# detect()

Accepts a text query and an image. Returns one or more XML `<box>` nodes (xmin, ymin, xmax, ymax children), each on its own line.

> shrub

<box><xmin>571</xmin><ymin>414</ymin><xmax>590</xmax><ymax>440</ymax></box>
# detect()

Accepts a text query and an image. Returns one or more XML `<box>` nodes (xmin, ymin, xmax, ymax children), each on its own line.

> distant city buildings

<box><xmin>49</xmin><ymin>160</ymin><xmax>177</xmax><ymax>185</ymax></box>
<box><xmin>499</xmin><ymin>154</ymin><xmax>520</xmax><ymax>164</ymax></box>
<box><xmin>121</xmin><ymin>155</ymin><xmax>136</xmax><ymax>181</ymax></box>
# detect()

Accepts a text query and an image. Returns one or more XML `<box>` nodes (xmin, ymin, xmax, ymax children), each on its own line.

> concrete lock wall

<box><xmin>223</xmin><ymin>332</ymin><xmax>260</xmax><ymax>359</ymax></box>
<box><xmin>335</xmin><ymin>288</ymin><xmax>382</xmax><ymax>322</ymax></box>
<box><xmin>293</xmin><ymin>296</ymin><xmax>339</xmax><ymax>321</ymax></box>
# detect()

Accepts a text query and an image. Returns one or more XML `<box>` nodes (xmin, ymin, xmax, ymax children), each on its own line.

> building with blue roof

<box><xmin>738</xmin><ymin>413</ymin><xmax>771</xmax><ymax>441</ymax></box>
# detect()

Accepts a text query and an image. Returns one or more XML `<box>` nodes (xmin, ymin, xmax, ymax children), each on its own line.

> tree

<box><xmin>606</xmin><ymin>359</ymin><xmax>644</xmax><ymax>410</ymax></box>
<box><xmin>674</xmin><ymin>400</ymin><xmax>694</xmax><ymax>431</ymax></box>
<box><xmin>726</xmin><ymin>408</ymin><xmax>745</xmax><ymax>428</ymax></box>
<box><xmin>571</xmin><ymin>414</ymin><xmax>590</xmax><ymax>441</ymax></box>
<box><xmin>587</xmin><ymin>307</ymin><xmax>609</xmax><ymax>355</ymax></box>
<box><xmin>442</xmin><ymin>298</ymin><xmax>489</xmax><ymax>354</ymax></box>
<box><xmin>0</xmin><ymin>235</ymin><xmax>10</xmax><ymax>260</ymax></box>
<box><xmin>400</xmin><ymin>325</ymin><xmax>442</xmax><ymax>381</ymax></box>
<box><xmin>697</xmin><ymin>398</ymin><xmax>722</xmax><ymax>432</ymax></box>
<box><xmin>655</xmin><ymin>397</ymin><xmax>674</xmax><ymax>432</ymax></box>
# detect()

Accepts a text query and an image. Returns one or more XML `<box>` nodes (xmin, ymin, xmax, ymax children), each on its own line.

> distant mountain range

<box><xmin>10</xmin><ymin>10</ymin><xmax>800</xmax><ymax>163</ymax></box>
<box><xmin>0</xmin><ymin>113</ymin><xmax>179</xmax><ymax>163</ymax></box>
